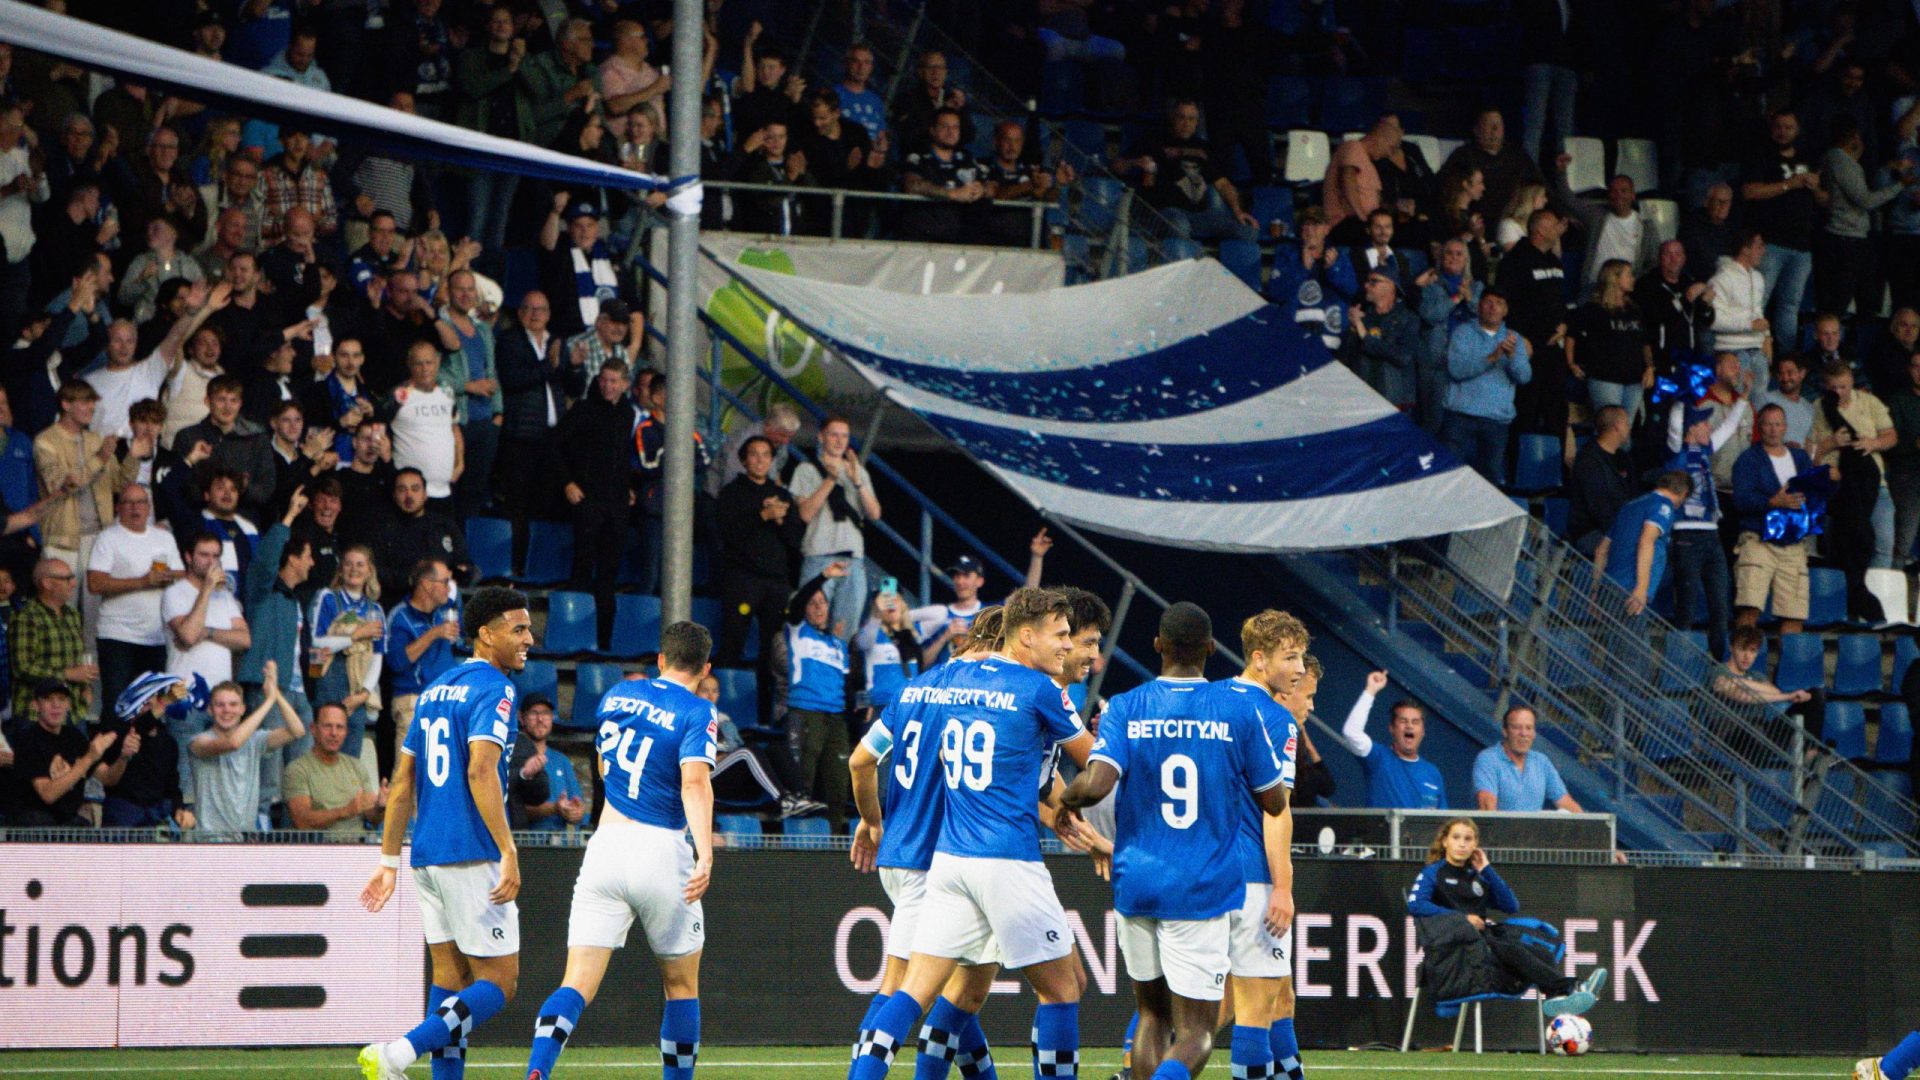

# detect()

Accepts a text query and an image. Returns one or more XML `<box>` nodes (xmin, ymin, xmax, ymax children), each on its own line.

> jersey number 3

<box><xmin>940</xmin><ymin>718</ymin><xmax>995</xmax><ymax>792</ymax></box>
<box><xmin>894</xmin><ymin>720</ymin><xmax>924</xmax><ymax>789</ymax></box>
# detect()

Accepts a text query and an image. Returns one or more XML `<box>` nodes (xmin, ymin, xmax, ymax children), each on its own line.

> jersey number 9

<box><xmin>1160</xmin><ymin>753</ymin><xmax>1198</xmax><ymax>829</ymax></box>
<box><xmin>424</xmin><ymin>716</ymin><xmax>453</xmax><ymax>787</ymax></box>
<box><xmin>940</xmin><ymin>718</ymin><xmax>996</xmax><ymax>792</ymax></box>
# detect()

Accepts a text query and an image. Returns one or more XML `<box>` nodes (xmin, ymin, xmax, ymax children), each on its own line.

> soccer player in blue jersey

<box><xmin>522</xmin><ymin>620</ymin><xmax>718</xmax><ymax>1080</ymax></box>
<box><xmin>848</xmin><ymin>587</ymin><xmax>1093</xmax><ymax>1080</ymax></box>
<box><xmin>1861</xmin><ymin>1030</ymin><xmax>1920</xmax><ymax>1080</ymax></box>
<box><xmin>1215</xmin><ymin>613</ymin><xmax>1309</xmax><ymax>1080</ymax></box>
<box><xmin>358</xmin><ymin>586</ymin><xmax>534</xmax><ymax>1080</ymax></box>
<box><xmin>1338</xmin><ymin>671</ymin><xmax>1447</xmax><ymax>810</ymax></box>
<box><xmin>1060</xmin><ymin>602</ymin><xmax>1289</xmax><ymax>1080</ymax></box>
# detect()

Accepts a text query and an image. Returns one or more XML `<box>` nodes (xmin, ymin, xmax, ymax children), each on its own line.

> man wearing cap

<box><xmin>561</xmin><ymin>298</ymin><xmax>644</xmax><ymax>378</ymax></box>
<box><xmin>539</xmin><ymin>193</ymin><xmax>627</xmax><ymax>340</ymax></box>
<box><xmin>11</xmin><ymin>557</ymin><xmax>94</xmax><ymax>721</ymax></box>
<box><xmin>1345</xmin><ymin>267</ymin><xmax>1421</xmax><ymax>411</ymax></box>
<box><xmin>8</xmin><ymin>679</ymin><xmax>115</xmax><ymax>826</ymax></box>
<box><xmin>910</xmin><ymin>555</ymin><xmax>990</xmax><ymax>666</ymax></box>
<box><xmin>96</xmin><ymin>671</ymin><xmax>200</xmax><ymax>829</ymax></box>
<box><xmin>506</xmin><ymin>694</ymin><xmax>586</xmax><ymax>831</ymax></box>
<box><xmin>283</xmin><ymin>701</ymin><xmax>384</xmax><ymax>835</ymax></box>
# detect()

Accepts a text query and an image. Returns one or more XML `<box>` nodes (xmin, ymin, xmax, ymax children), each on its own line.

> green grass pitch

<box><xmin>0</xmin><ymin>1044</ymin><xmax>1860</xmax><ymax>1079</ymax></box>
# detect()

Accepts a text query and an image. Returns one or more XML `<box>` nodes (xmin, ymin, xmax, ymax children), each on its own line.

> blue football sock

<box><xmin>1123</xmin><ymin>1011</ymin><xmax>1139</xmax><ymax>1059</ymax></box>
<box><xmin>851</xmin><ymin>990</ymin><xmax>924</xmax><ymax>1080</ymax></box>
<box><xmin>1030</xmin><ymin>1002</ymin><xmax>1080</xmax><ymax>1080</ymax></box>
<box><xmin>405</xmin><ymin>980</ymin><xmax>507</xmax><ymax>1060</ymax></box>
<box><xmin>915</xmin><ymin>997</ymin><xmax>973</xmax><ymax>1080</ymax></box>
<box><xmin>661</xmin><ymin>997</ymin><xmax>701</xmax><ymax>1080</ymax></box>
<box><xmin>1269</xmin><ymin>1018</ymin><xmax>1302</xmax><ymax>1080</ymax></box>
<box><xmin>1230</xmin><ymin>1025</ymin><xmax>1275</xmax><ymax>1080</ymax></box>
<box><xmin>854</xmin><ymin>994</ymin><xmax>893</xmax><ymax>1062</ymax></box>
<box><xmin>1884</xmin><ymin>1031</ymin><xmax>1920</xmax><ymax>1080</ymax></box>
<box><xmin>423</xmin><ymin>987</ymin><xmax>465</xmax><ymax>1080</ymax></box>
<box><xmin>956</xmin><ymin>1012</ymin><xmax>998</xmax><ymax>1080</ymax></box>
<box><xmin>1149</xmin><ymin>1061</ymin><xmax>1190</xmax><ymax>1080</ymax></box>
<box><xmin>525</xmin><ymin>986</ymin><xmax>587</xmax><ymax>1080</ymax></box>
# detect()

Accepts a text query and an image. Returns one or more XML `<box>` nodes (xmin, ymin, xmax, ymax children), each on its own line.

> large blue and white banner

<box><xmin>729</xmin><ymin>258</ymin><xmax>1523</xmax><ymax>551</ymax></box>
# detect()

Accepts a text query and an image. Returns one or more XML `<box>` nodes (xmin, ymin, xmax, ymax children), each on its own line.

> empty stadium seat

<box><xmin>1832</xmin><ymin>635</ymin><xmax>1884</xmax><ymax>697</ymax></box>
<box><xmin>1643</xmin><ymin>701</ymin><xmax>1695</xmax><ymax>762</ymax></box>
<box><xmin>1432</xmin><ymin>137</ymin><xmax>1465</xmax><ymax>167</ymax></box>
<box><xmin>783</xmin><ymin>815</ymin><xmax>835</xmax><ymax>848</ymax></box>
<box><xmin>502</xmin><ymin>247</ymin><xmax>538</xmax><ymax>308</ymax></box>
<box><xmin>1809</xmin><ymin>770</ymin><xmax>1856</xmax><ymax>832</ymax></box>
<box><xmin>1218</xmin><ymin>240</ymin><xmax>1263</xmax><ymax>290</ymax></box>
<box><xmin>1805</xmin><ymin>568</ymin><xmax>1847</xmax><ymax>628</ymax></box>
<box><xmin>1772</xmin><ymin>633</ymin><xmax>1825</xmax><ymax>693</ymax></box>
<box><xmin>517</xmin><ymin>521</ymin><xmax>574</xmax><ymax>586</ymax></box>
<box><xmin>1878</xmin><ymin>702</ymin><xmax>1913</xmax><ymax>764</ymax></box>
<box><xmin>1541</xmin><ymin>496</ymin><xmax>1570</xmax><ymax>538</ymax></box>
<box><xmin>1321</xmin><ymin>77</ymin><xmax>1387</xmax><ymax>134</ymax></box>
<box><xmin>1264</xmin><ymin>75</ymin><xmax>1317</xmax><ymax>130</ymax></box>
<box><xmin>1079</xmin><ymin>176</ymin><xmax>1126</xmax><ymax>234</ymax></box>
<box><xmin>1403</xmin><ymin>134</ymin><xmax>1444</xmax><ymax>172</ymax></box>
<box><xmin>569</xmin><ymin>662</ymin><xmax>623</xmax><ymax>728</ymax></box>
<box><xmin>1745</xmin><ymin>769</ymin><xmax>1799</xmax><ymax>831</ymax></box>
<box><xmin>1564</xmin><ymin>136</ymin><xmax>1606</xmax><ymax>193</ymax></box>
<box><xmin>692</xmin><ymin>596</ymin><xmax>726</xmax><ymax>638</ymax></box>
<box><xmin>1061</xmin><ymin>119</ymin><xmax>1107</xmax><ymax>166</ymax></box>
<box><xmin>466</xmin><ymin>517</ymin><xmax>513</xmax><ymax>582</ymax></box>
<box><xmin>606</xmin><ymin>593</ymin><xmax>663</xmax><ymax>658</ymax></box>
<box><xmin>716</xmin><ymin>814</ymin><xmax>764</xmax><ymax>838</ymax></box>
<box><xmin>1162</xmin><ymin>236</ymin><xmax>1202</xmax><ymax>262</ymax></box>
<box><xmin>1248</xmin><ymin>185</ymin><xmax>1293</xmax><ymax>236</ymax></box>
<box><xmin>1897</xmin><ymin>638</ymin><xmax>1920</xmax><ymax>693</ymax></box>
<box><xmin>1863</xmin><ymin>772</ymin><xmax>1917</xmax><ymax>834</ymax></box>
<box><xmin>1509</xmin><ymin>433</ymin><xmax>1563</xmax><ymax>492</ymax></box>
<box><xmin>1616</xmin><ymin>138</ymin><xmax>1659</xmax><ymax>194</ymax></box>
<box><xmin>716</xmin><ymin>668</ymin><xmax>764</xmax><ymax>733</ymax></box>
<box><xmin>1865</xmin><ymin>568</ymin><xmax>1912</xmax><ymax>626</ymax></box>
<box><xmin>1823</xmin><ymin>700</ymin><xmax>1868</xmax><ymax>759</ymax></box>
<box><xmin>1283</xmin><ymin>130</ymin><xmax>1331</xmax><ymax>184</ymax></box>
<box><xmin>538</xmin><ymin>591</ymin><xmax>599</xmax><ymax>656</ymax></box>
<box><xmin>1658</xmin><ymin>630</ymin><xmax>1711</xmax><ymax>693</ymax></box>
<box><xmin>1038</xmin><ymin>61</ymin><xmax>1085</xmax><ymax>115</ymax></box>
<box><xmin>1642</xmin><ymin>198</ymin><xmax>1679</xmax><ymax>248</ymax></box>
<box><xmin>512</xmin><ymin>659</ymin><xmax>558</xmax><ymax>707</ymax></box>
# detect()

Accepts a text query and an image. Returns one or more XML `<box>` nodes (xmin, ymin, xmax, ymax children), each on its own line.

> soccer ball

<box><xmin>1547</xmin><ymin>1014</ymin><xmax>1593</xmax><ymax>1056</ymax></box>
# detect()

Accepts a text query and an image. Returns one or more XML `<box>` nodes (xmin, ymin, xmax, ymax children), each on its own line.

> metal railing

<box><xmin>791</xmin><ymin>0</ymin><xmax>1186</xmax><ymax>277</ymax></box>
<box><xmin>707</xmin><ymin>180</ymin><xmax>1055</xmax><ymax>249</ymax></box>
<box><xmin>1352</xmin><ymin>518</ymin><xmax>1920</xmax><ymax>859</ymax></box>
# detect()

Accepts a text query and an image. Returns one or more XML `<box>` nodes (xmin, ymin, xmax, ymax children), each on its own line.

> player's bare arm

<box><xmin>467</xmin><ymin>738</ymin><xmax>520</xmax><ymax>905</ymax></box>
<box><xmin>848</xmin><ymin>740</ymin><xmax>883</xmax><ymax>872</ymax></box>
<box><xmin>682</xmin><ymin>760</ymin><xmax>715</xmax><ymax>902</ymax></box>
<box><xmin>362</xmin><ymin>751</ymin><xmax>416</xmax><ymax>912</ymax></box>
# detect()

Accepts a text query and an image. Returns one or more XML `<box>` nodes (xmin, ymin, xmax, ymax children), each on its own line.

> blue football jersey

<box><xmin>933</xmin><ymin>655</ymin><xmax>1085</xmax><ymax>862</ymax></box>
<box><xmin>595</xmin><ymin>678</ymin><xmax>719</xmax><ymax>831</ymax></box>
<box><xmin>404</xmin><ymin>659</ymin><xmax>518</xmax><ymax>867</ymax></box>
<box><xmin>1092</xmin><ymin>677</ymin><xmax>1284</xmax><ymax>919</ymax></box>
<box><xmin>860</xmin><ymin>662</ymin><xmax>960</xmax><ymax>872</ymax></box>
<box><xmin>1216</xmin><ymin>677</ymin><xmax>1299</xmax><ymax>885</ymax></box>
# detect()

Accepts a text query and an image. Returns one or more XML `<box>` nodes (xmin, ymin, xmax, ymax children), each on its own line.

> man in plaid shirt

<box><xmin>561</xmin><ymin>298</ymin><xmax>644</xmax><ymax>379</ymax></box>
<box><xmin>261</xmin><ymin>128</ymin><xmax>336</xmax><ymax>245</ymax></box>
<box><xmin>10</xmin><ymin>558</ymin><xmax>92</xmax><ymax>721</ymax></box>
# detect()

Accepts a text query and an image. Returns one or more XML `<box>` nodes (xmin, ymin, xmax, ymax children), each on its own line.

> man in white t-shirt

<box><xmin>86</xmin><ymin>484</ymin><xmax>185</xmax><ymax>720</ymax></box>
<box><xmin>84</xmin><ymin>280</ymin><xmax>230</xmax><ymax>438</ymax></box>
<box><xmin>378</xmin><ymin>341</ymin><xmax>463</xmax><ymax>512</ymax></box>
<box><xmin>162</xmin><ymin>530</ymin><xmax>251</xmax><ymax>686</ymax></box>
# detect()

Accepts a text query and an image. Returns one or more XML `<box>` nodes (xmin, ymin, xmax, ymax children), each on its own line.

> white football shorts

<box><xmin>415</xmin><ymin>860</ymin><xmax>520</xmax><ymax>958</ymax></box>
<box><xmin>915</xmin><ymin>853</ymin><xmax>1072</xmax><ymax>971</ymax></box>
<box><xmin>1117</xmin><ymin>912</ymin><xmax>1231</xmax><ymax>1001</ymax></box>
<box><xmin>566</xmin><ymin>816</ymin><xmax>706</xmax><ymax>956</ymax></box>
<box><xmin>1228</xmin><ymin>882</ymin><xmax>1293</xmax><ymax>978</ymax></box>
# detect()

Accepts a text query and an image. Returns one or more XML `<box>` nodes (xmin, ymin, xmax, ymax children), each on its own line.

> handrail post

<box><xmin>705</xmin><ymin>335</ymin><xmax>725</xmax><ymax>449</ymax></box>
<box><xmin>1088</xmin><ymin>580</ymin><xmax>1137</xmax><ymax>701</ymax></box>
<box><xmin>831</xmin><ymin>190</ymin><xmax>845</xmax><ymax>240</ymax></box>
<box><xmin>1029</xmin><ymin>202</ymin><xmax>1045</xmax><ymax>249</ymax></box>
<box><xmin>918</xmin><ymin>508</ymin><xmax>933</xmax><ymax>605</ymax></box>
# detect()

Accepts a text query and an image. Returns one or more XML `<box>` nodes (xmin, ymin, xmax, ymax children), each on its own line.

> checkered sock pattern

<box><xmin>405</xmin><ymin>980</ymin><xmax>505</xmax><ymax>1060</ymax></box>
<box><xmin>955</xmin><ymin>1012</ymin><xmax>997</xmax><ymax>1080</ymax></box>
<box><xmin>1030</xmin><ymin>1003</ymin><xmax>1080</xmax><ymax>1080</ymax></box>
<box><xmin>850</xmin><ymin>991</ymin><xmax>925</xmax><ymax>1080</ymax></box>
<box><xmin>914</xmin><ymin>997</ymin><xmax>970</xmax><ymax>1080</ymax></box>
<box><xmin>660</xmin><ymin>998</ymin><xmax>701</xmax><ymax>1080</ymax></box>
<box><xmin>526</xmin><ymin>986</ymin><xmax>586</xmax><ymax>1080</ymax></box>
<box><xmin>852</xmin><ymin>994</ymin><xmax>893</xmax><ymax>1063</ymax></box>
<box><xmin>1230</xmin><ymin>1026</ymin><xmax>1274</xmax><ymax>1080</ymax></box>
<box><xmin>1269</xmin><ymin>1018</ymin><xmax>1303</xmax><ymax>1080</ymax></box>
<box><xmin>430</xmin><ymin>1035</ymin><xmax>467</xmax><ymax>1080</ymax></box>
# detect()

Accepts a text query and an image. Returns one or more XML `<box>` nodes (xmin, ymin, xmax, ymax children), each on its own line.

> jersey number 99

<box><xmin>1160</xmin><ymin>753</ymin><xmax>1198</xmax><ymax>829</ymax></box>
<box><xmin>940</xmin><ymin>718</ymin><xmax>995</xmax><ymax>792</ymax></box>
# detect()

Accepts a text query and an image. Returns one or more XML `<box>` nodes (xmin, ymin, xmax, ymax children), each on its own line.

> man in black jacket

<box><xmin>369</xmin><ymin>468</ymin><xmax>471</xmax><ymax>592</ymax></box>
<box><xmin>494</xmin><ymin>292</ymin><xmax>582</xmax><ymax>567</ymax></box>
<box><xmin>1500</xmin><ymin>207</ymin><xmax>1573</xmax><ymax>440</ymax></box>
<box><xmin>1568</xmin><ymin>405</ymin><xmax>1635</xmax><ymax>558</ymax></box>
<box><xmin>553</xmin><ymin>360</ymin><xmax>640</xmax><ymax>646</ymax></box>
<box><xmin>1635</xmin><ymin>239</ymin><xmax>1716</xmax><ymax>365</ymax></box>
<box><xmin>715</xmin><ymin>435</ymin><xmax>803</xmax><ymax>704</ymax></box>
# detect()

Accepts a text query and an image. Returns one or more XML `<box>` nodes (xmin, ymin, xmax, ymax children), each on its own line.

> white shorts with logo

<box><xmin>1117</xmin><ymin>912</ymin><xmax>1230</xmax><ymax>1001</ymax></box>
<box><xmin>567</xmin><ymin>817</ymin><xmax>706</xmax><ymax>956</ymax></box>
<box><xmin>415</xmin><ymin>860</ymin><xmax>520</xmax><ymax>957</ymax></box>
<box><xmin>916</xmin><ymin>852</ymin><xmax>1071</xmax><ymax>970</ymax></box>
<box><xmin>882</xmin><ymin>865</ymin><xmax>1001</xmax><ymax>966</ymax></box>
<box><xmin>1227</xmin><ymin>882</ymin><xmax>1292</xmax><ymax>978</ymax></box>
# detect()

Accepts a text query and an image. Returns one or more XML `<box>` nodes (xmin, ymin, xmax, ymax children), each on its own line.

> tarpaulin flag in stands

<box><xmin>725</xmin><ymin>257</ymin><xmax>1523</xmax><ymax>552</ymax></box>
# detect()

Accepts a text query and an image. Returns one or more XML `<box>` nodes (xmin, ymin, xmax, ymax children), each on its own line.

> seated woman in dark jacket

<box><xmin>1408</xmin><ymin>818</ymin><xmax>1605</xmax><ymax>1017</ymax></box>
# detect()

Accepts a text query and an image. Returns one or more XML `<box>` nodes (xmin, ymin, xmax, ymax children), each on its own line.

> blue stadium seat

<box><xmin>1321</xmin><ymin>76</ymin><xmax>1388</xmax><ymax>134</ymax></box>
<box><xmin>1400</xmin><ymin>247</ymin><xmax>1430</xmax><ymax>278</ymax></box>
<box><xmin>1864</xmin><ymin>772</ymin><xmax>1917</xmax><ymax>834</ymax></box>
<box><xmin>782</xmin><ymin>815</ymin><xmax>835</xmax><ymax>848</ymax></box>
<box><xmin>538</xmin><ymin>591</ymin><xmax>598</xmax><ymax>656</ymax></box>
<box><xmin>716</xmin><ymin>813</ymin><xmax>764</xmax><ymax>838</ymax></box>
<box><xmin>1038</xmin><ymin>61</ymin><xmax>1085</xmax><ymax>115</ymax></box>
<box><xmin>1125</xmin><ymin>235</ymin><xmax>1150</xmax><ymax>273</ymax></box>
<box><xmin>1248</xmin><ymin>185</ymin><xmax>1293</xmax><ymax>236</ymax></box>
<box><xmin>1062</xmin><ymin>234</ymin><xmax>1094</xmax><ymax>284</ymax></box>
<box><xmin>1541</xmin><ymin>497</ymin><xmax>1570</xmax><ymax>538</ymax></box>
<box><xmin>1831</xmin><ymin>635</ymin><xmax>1884</xmax><ymax>697</ymax></box>
<box><xmin>1263</xmin><ymin>75</ymin><xmax>1317</xmax><ymax>130</ymax></box>
<box><xmin>1218</xmin><ymin>240</ymin><xmax>1262</xmax><ymax>291</ymax></box>
<box><xmin>1162</xmin><ymin>237</ymin><xmax>1202</xmax><ymax>262</ymax></box>
<box><xmin>1772</xmin><ymin>633</ymin><xmax>1825</xmax><ymax>693</ymax></box>
<box><xmin>1823</xmin><ymin>700</ymin><xmax>1868</xmax><ymax>759</ymax></box>
<box><xmin>1746</xmin><ymin>769</ymin><xmax>1798</xmax><ymax>831</ymax></box>
<box><xmin>606</xmin><ymin>593</ymin><xmax>663</xmax><ymax>658</ymax></box>
<box><xmin>1878</xmin><ymin>702</ymin><xmax>1913</xmax><ymax>764</ymax></box>
<box><xmin>568</xmin><ymin>663</ymin><xmax>623</xmax><ymax>728</ymax></box>
<box><xmin>502</xmin><ymin>247</ymin><xmax>538</xmax><ymax>309</ymax></box>
<box><xmin>512</xmin><ymin>659</ymin><xmax>558</xmax><ymax>707</ymax></box>
<box><xmin>1657</xmin><ymin>631</ymin><xmax>1711</xmax><ymax>693</ymax></box>
<box><xmin>517</xmin><ymin>521</ymin><xmax>574</xmax><ymax>586</ymax></box>
<box><xmin>716</xmin><ymin>668</ymin><xmax>764</xmax><ymax>733</ymax></box>
<box><xmin>466</xmin><ymin>517</ymin><xmax>513</xmax><ymax>582</ymax></box>
<box><xmin>1062</xmin><ymin>119</ymin><xmax>1107</xmax><ymax>167</ymax></box>
<box><xmin>616</xmin><ymin>527</ymin><xmax>650</xmax><ymax>587</ymax></box>
<box><xmin>1809</xmin><ymin>771</ymin><xmax>1856</xmax><ymax>832</ymax></box>
<box><xmin>1805</xmin><ymin>568</ymin><xmax>1847</xmax><ymax>629</ymax></box>
<box><xmin>1510</xmin><ymin>434</ymin><xmax>1562</xmax><ymax>492</ymax></box>
<box><xmin>691</xmin><ymin>597</ymin><xmax>725</xmax><ymax>638</ymax></box>
<box><xmin>1895</xmin><ymin>637</ymin><xmax>1920</xmax><ymax>691</ymax></box>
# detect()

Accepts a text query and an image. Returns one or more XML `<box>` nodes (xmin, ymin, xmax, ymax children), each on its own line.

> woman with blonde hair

<box><xmin>1407</xmin><ymin>818</ymin><xmax>1605</xmax><ymax>1016</ymax></box>
<box><xmin>1569</xmin><ymin>258</ymin><xmax>1652</xmax><ymax>421</ymax></box>
<box><xmin>188</xmin><ymin>117</ymin><xmax>243</xmax><ymax>187</ymax></box>
<box><xmin>308</xmin><ymin>544</ymin><xmax>386</xmax><ymax>784</ymax></box>
<box><xmin>1495</xmin><ymin>182</ymin><xmax>1548</xmax><ymax>251</ymax></box>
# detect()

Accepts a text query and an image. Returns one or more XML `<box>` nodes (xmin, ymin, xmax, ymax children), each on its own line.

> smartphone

<box><xmin>879</xmin><ymin>576</ymin><xmax>899</xmax><ymax>596</ymax></box>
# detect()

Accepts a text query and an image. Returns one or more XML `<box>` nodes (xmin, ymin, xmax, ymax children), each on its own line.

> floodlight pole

<box><xmin>661</xmin><ymin>0</ymin><xmax>704</xmax><ymax>627</ymax></box>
